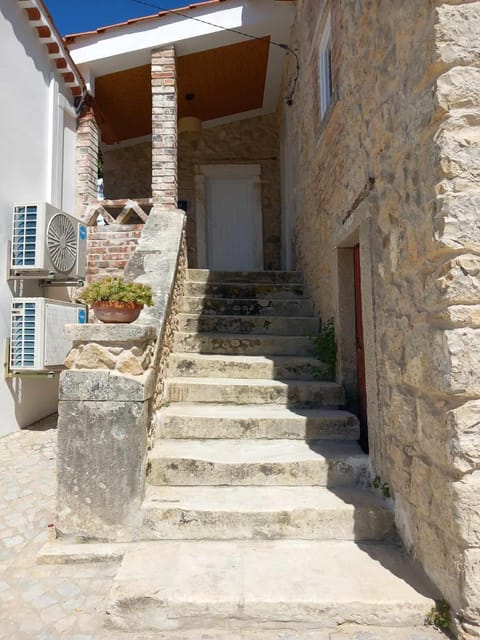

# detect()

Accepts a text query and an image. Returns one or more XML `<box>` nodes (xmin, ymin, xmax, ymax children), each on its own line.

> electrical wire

<box><xmin>129</xmin><ymin>0</ymin><xmax>300</xmax><ymax>105</ymax></box>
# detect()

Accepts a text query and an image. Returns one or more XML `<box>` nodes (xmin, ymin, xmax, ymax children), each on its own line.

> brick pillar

<box><xmin>151</xmin><ymin>46</ymin><xmax>178</xmax><ymax>207</ymax></box>
<box><xmin>76</xmin><ymin>100</ymin><xmax>99</xmax><ymax>219</ymax></box>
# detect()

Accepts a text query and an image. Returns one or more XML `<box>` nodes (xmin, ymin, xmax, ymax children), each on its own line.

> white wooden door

<box><xmin>203</xmin><ymin>165</ymin><xmax>263</xmax><ymax>271</ymax></box>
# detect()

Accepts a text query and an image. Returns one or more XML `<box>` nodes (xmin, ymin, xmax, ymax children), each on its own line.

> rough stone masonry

<box><xmin>284</xmin><ymin>1</ymin><xmax>480</xmax><ymax>636</ymax></box>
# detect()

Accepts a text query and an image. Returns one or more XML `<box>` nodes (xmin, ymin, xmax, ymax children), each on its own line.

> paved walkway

<box><xmin>0</xmin><ymin>419</ymin><xmax>448</xmax><ymax>640</ymax></box>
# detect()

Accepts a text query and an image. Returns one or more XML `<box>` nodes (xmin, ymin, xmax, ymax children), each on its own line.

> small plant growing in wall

<box><xmin>372</xmin><ymin>475</ymin><xmax>391</xmax><ymax>499</ymax></box>
<box><xmin>426</xmin><ymin>599</ymin><xmax>452</xmax><ymax>630</ymax></box>
<box><xmin>312</xmin><ymin>317</ymin><xmax>337</xmax><ymax>381</ymax></box>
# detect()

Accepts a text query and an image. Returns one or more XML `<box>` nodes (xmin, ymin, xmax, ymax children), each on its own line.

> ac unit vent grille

<box><xmin>47</xmin><ymin>213</ymin><xmax>77</xmax><ymax>273</ymax></box>
<box><xmin>10</xmin><ymin>301</ymin><xmax>36</xmax><ymax>369</ymax></box>
<box><xmin>12</xmin><ymin>205</ymin><xmax>38</xmax><ymax>267</ymax></box>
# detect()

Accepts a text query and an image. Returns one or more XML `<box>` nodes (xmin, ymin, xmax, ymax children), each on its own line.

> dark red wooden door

<box><xmin>353</xmin><ymin>245</ymin><xmax>369</xmax><ymax>452</ymax></box>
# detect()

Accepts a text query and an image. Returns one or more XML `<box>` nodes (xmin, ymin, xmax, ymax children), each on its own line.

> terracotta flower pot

<box><xmin>92</xmin><ymin>301</ymin><xmax>144</xmax><ymax>324</ymax></box>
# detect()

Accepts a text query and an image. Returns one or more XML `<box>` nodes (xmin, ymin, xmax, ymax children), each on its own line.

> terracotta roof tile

<box><xmin>18</xmin><ymin>0</ymin><xmax>86</xmax><ymax>98</ymax></box>
<box><xmin>64</xmin><ymin>0</ymin><xmax>227</xmax><ymax>43</ymax></box>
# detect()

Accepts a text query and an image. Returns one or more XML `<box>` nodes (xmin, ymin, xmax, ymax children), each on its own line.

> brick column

<box><xmin>151</xmin><ymin>46</ymin><xmax>178</xmax><ymax>207</ymax></box>
<box><xmin>76</xmin><ymin>100</ymin><xmax>99</xmax><ymax>219</ymax></box>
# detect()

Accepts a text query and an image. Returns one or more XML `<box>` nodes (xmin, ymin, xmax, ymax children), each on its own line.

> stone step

<box><xmin>186</xmin><ymin>282</ymin><xmax>307</xmax><ymax>299</ymax></box>
<box><xmin>168</xmin><ymin>353</ymin><xmax>329</xmax><ymax>380</ymax></box>
<box><xmin>178</xmin><ymin>313</ymin><xmax>318</xmax><ymax>336</ymax></box>
<box><xmin>148</xmin><ymin>439</ymin><xmax>368</xmax><ymax>487</ymax></box>
<box><xmin>106</xmin><ymin>539</ymin><xmax>435</xmax><ymax>632</ymax></box>
<box><xmin>181</xmin><ymin>296</ymin><xmax>314</xmax><ymax>316</ymax></box>
<box><xmin>98</xmin><ymin>625</ymin><xmax>447</xmax><ymax>640</ymax></box>
<box><xmin>141</xmin><ymin>485</ymin><xmax>394</xmax><ymax>541</ymax></box>
<box><xmin>166</xmin><ymin>377</ymin><xmax>344</xmax><ymax>406</ymax></box>
<box><xmin>174</xmin><ymin>332</ymin><xmax>315</xmax><ymax>356</ymax></box>
<box><xmin>154</xmin><ymin>404</ymin><xmax>360</xmax><ymax>440</ymax></box>
<box><xmin>188</xmin><ymin>269</ymin><xmax>304</xmax><ymax>284</ymax></box>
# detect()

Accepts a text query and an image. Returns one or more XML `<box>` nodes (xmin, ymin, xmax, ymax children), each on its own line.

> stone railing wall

<box><xmin>83</xmin><ymin>198</ymin><xmax>154</xmax><ymax>282</ymax></box>
<box><xmin>87</xmin><ymin>224</ymin><xmax>144</xmax><ymax>282</ymax></box>
<box><xmin>56</xmin><ymin>207</ymin><xmax>186</xmax><ymax>541</ymax></box>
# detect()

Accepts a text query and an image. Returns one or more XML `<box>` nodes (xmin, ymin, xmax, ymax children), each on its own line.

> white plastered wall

<box><xmin>0</xmin><ymin>0</ymin><xmax>78</xmax><ymax>436</ymax></box>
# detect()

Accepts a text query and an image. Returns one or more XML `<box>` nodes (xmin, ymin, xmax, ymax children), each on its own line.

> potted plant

<box><xmin>79</xmin><ymin>277</ymin><xmax>154</xmax><ymax>323</ymax></box>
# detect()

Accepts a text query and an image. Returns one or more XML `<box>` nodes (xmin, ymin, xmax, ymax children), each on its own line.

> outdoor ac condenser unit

<box><xmin>10</xmin><ymin>298</ymin><xmax>87</xmax><ymax>372</ymax></box>
<box><xmin>10</xmin><ymin>203</ymin><xmax>87</xmax><ymax>280</ymax></box>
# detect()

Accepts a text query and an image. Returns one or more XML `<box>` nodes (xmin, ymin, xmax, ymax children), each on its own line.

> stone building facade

<box><xmin>283</xmin><ymin>1</ymin><xmax>480</xmax><ymax>635</ymax></box>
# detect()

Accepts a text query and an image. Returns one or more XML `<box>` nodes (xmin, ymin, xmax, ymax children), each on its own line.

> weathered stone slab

<box><xmin>38</xmin><ymin>541</ymin><xmax>127</xmax><ymax>564</ymax></box>
<box><xmin>187</xmin><ymin>269</ymin><xmax>304</xmax><ymax>284</ymax></box>
<box><xmin>148</xmin><ymin>439</ymin><xmax>368</xmax><ymax>488</ymax></box>
<box><xmin>434</xmin><ymin>193</ymin><xmax>480</xmax><ymax>251</ymax></box>
<box><xmin>447</xmin><ymin>399</ymin><xmax>480</xmax><ymax>473</ymax></box>
<box><xmin>59</xmin><ymin>369</ymin><xmax>155</xmax><ymax>402</ymax></box>
<box><xmin>165</xmin><ymin>377</ymin><xmax>345</xmax><ymax>406</ymax></box>
<box><xmin>178</xmin><ymin>313</ymin><xmax>318</xmax><ymax>336</ymax></box>
<box><xmin>174</xmin><ymin>332</ymin><xmax>315</xmax><ymax>356</ymax></box>
<box><xmin>56</xmin><ymin>400</ymin><xmax>149</xmax><ymax>541</ymax></box>
<box><xmin>437</xmin><ymin>67</ymin><xmax>480</xmax><ymax>111</ymax></box>
<box><xmin>436</xmin><ymin>3</ymin><xmax>480</xmax><ymax>65</ymax></box>
<box><xmin>182</xmin><ymin>296</ymin><xmax>314</xmax><ymax>317</ymax></box>
<box><xmin>64</xmin><ymin>323</ymin><xmax>157</xmax><ymax>343</ymax></box>
<box><xmin>106</xmin><ymin>540</ymin><xmax>434</xmax><ymax>632</ymax></box>
<box><xmin>154</xmin><ymin>404</ymin><xmax>359</xmax><ymax>441</ymax></box>
<box><xmin>186</xmin><ymin>282</ymin><xmax>307</xmax><ymax>299</ymax></box>
<box><xmin>141</xmin><ymin>485</ymin><xmax>394</xmax><ymax>541</ymax></box>
<box><xmin>167</xmin><ymin>353</ymin><xmax>329</xmax><ymax>381</ymax></box>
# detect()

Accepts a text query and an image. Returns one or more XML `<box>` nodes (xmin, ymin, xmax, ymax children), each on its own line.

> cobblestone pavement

<box><xmin>0</xmin><ymin>419</ymin><xmax>449</xmax><ymax>640</ymax></box>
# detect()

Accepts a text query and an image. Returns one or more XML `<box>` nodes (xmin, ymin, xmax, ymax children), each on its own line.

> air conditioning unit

<box><xmin>10</xmin><ymin>203</ymin><xmax>87</xmax><ymax>280</ymax></box>
<box><xmin>10</xmin><ymin>298</ymin><xmax>87</xmax><ymax>372</ymax></box>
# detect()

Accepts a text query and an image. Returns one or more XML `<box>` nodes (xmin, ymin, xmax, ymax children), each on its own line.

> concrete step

<box><xmin>166</xmin><ymin>377</ymin><xmax>344</xmax><ymax>406</ymax></box>
<box><xmin>141</xmin><ymin>485</ymin><xmax>394</xmax><ymax>541</ymax></box>
<box><xmin>188</xmin><ymin>269</ymin><xmax>304</xmax><ymax>284</ymax></box>
<box><xmin>168</xmin><ymin>353</ymin><xmax>329</xmax><ymax>380</ymax></box>
<box><xmin>106</xmin><ymin>539</ymin><xmax>435</xmax><ymax>632</ymax></box>
<box><xmin>178</xmin><ymin>313</ymin><xmax>318</xmax><ymax>336</ymax></box>
<box><xmin>154</xmin><ymin>404</ymin><xmax>360</xmax><ymax>440</ymax></box>
<box><xmin>148</xmin><ymin>439</ymin><xmax>368</xmax><ymax>487</ymax></box>
<box><xmin>186</xmin><ymin>282</ymin><xmax>307</xmax><ymax>299</ymax></box>
<box><xmin>181</xmin><ymin>296</ymin><xmax>314</xmax><ymax>316</ymax></box>
<box><xmin>174</xmin><ymin>332</ymin><xmax>315</xmax><ymax>356</ymax></box>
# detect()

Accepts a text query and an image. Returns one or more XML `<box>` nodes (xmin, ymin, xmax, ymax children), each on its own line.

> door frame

<box><xmin>194</xmin><ymin>164</ymin><xmax>263</xmax><ymax>269</ymax></box>
<box><xmin>353</xmin><ymin>244</ymin><xmax>368</xmax><ymax>452</ymax></box>
<box><xmin>334</xmin><ymin>211</ymin><xmax>379</xmax><ymax>454</ymax></box>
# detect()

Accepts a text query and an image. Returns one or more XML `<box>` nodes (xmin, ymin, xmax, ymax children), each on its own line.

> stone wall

<box><xmin>179</xmin><ymin>113</ymin><xmax>282</xmax><ymax>269</ymax></box>
<box><xmin>102</xmin><ymin>141</ymin><xmax>151</xmax><ymax>200</ymax></box>
<box><xmin>285</xmin><ymin>0</ymin><xmax>480</xmax><ymax>636</ymax></box>
<box><xmin>101</xmin><ymin>114</ymin><xmax>282</xmax><ymax>269</ymax></box>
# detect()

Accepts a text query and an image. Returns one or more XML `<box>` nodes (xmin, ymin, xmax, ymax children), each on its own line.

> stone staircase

<box><xmin>106</xmin><ymin>269</ymin><xmax>436</xmax><ymax>634</ymax></box>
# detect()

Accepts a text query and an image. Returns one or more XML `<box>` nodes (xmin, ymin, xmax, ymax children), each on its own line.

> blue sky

<box><xmin>44</xmin><ymin>0</ymin><xmax>210</xmax><ymax>35</ymax></box>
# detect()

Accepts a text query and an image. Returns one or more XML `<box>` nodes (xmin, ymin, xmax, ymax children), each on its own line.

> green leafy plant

<box><xmin>372</xmin><ymin>475</ymin><xmax>391</xmax><ymax>499</ymax></box>
<box><xmin>312</xmin><ymin>318</ymin><xmax>337</xmax><ymax>380</ymax></box>
<box><xmin>79</xmin><ymin>277</ymin><xmax>154</xmax><ymax>307</ymax></box>
<box><xmin>426</xmin><ymin>599</ymin><xmax>452</xmax><ymax>630</ymax></box>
